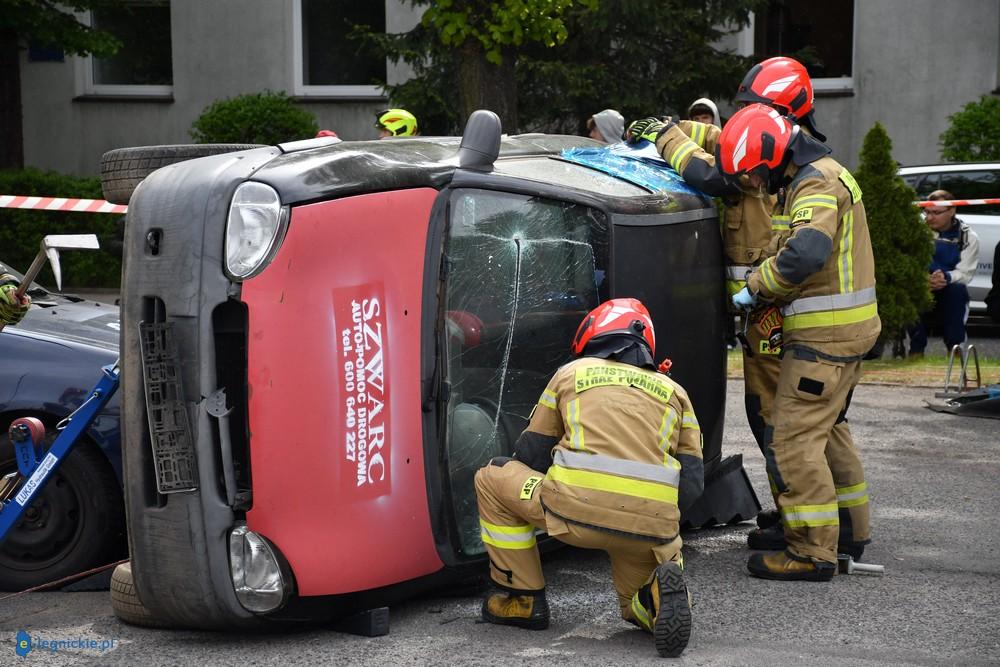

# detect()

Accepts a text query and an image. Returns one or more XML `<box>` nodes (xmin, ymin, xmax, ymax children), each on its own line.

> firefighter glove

<box><xmin>0</xmin><ymin>275</ymin><xmax>30</xmax><ymax>325</ymax></box>
<box><xmin>625</xmin><ymin>117</ymin><xmax>671</xmax><ymax>144</ymax></box>
<box><xmin>731</xmin><ymin>286</ymin><xmax>758</xmax><ymax>311</ymax></box>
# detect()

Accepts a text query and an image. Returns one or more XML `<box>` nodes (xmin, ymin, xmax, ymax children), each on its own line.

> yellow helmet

<box><xmin>375</xmin><ymin>108</ymin><xmax>418</xmax><ymax>137</ymax></box>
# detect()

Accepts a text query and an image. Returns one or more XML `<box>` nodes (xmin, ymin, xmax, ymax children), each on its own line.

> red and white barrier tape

<box><xmin>915</xmin><ymin>198</ymin><xmax>1000</xmax><ymax>208</ymax></box>
<box><xmin>0</xmin><ymin>195</ymin><xmax>126</xmax><ymax>214</ymax></box>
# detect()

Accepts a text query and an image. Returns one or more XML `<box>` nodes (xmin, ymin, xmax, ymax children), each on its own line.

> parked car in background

<box><xmin>0</xmin><ymin>261</ymin><xmax>125</xmax><ymax>590</ymax></box>
<box><xmin>898</xmin><ymin>162</ymin><xmax>1000</xmax><ymax>312</ymax></box>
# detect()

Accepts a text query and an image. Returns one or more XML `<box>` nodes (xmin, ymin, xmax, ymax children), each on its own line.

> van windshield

<box><xmin>441</xmin><ymin>188</ymin><xmax>609</xmax><ymax>554</ymax></box>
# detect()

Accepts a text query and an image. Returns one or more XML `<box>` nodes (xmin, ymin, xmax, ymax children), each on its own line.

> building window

<box><xmin>79</xmin><ymin>0</ymin><xmax>173</xmax><ymax>96</ymax></box>
<box><xmin>753</xmin><ymin>0</ymin><xmax>854</xmax><ymax>93</ymax></box>
<box><xmin>294</xmin><ymin>0</ymin><xmax>386</xmax><ymax>98</ymax></box>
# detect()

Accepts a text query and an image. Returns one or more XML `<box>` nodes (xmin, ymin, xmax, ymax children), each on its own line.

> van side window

<box><xmin>939</xmin><ymin>170</ymin><xmax>1000</xmax><ymax>215</ymax></box>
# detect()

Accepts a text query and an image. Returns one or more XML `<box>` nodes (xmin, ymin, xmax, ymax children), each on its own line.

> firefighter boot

<box><xmin>631</xmin><ymin>561</ymin><xmax>692</xmax><ymax>658</ymax></box>
<box><xmin>481</xmin><ymin>589</ymin><xmax>550</xmax><ymax>630</ymax></box>
<box><xmin>747</xmin><ymin>523</ymin><xmax>865</xmax><ymax>560</ymax></box>
<box><xmin>747</xmin><ymin>550</ymin><xmax>836</xmax><ymax>582</ymax></box>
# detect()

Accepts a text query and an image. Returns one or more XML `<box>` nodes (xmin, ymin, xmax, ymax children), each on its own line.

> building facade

<box><xmin>18</xmin><ymin>0</ymin><xmax>1000</xmax><ymax>176</ymax></box>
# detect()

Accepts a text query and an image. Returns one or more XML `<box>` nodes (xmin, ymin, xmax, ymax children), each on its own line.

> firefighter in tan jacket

<box><xmin>715</xmin><ymin>104</ymin><xmax>879</xmax><ymax>581</ymax></box>
<box><xmin>475</xmin><ymin>298</ymin><xmax>703</xmax><ymax>658</ymax></box>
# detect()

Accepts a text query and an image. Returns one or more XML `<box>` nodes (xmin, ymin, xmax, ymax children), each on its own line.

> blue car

<box><xmin>0</xmin><ymin>261</ymin><xmax>124</xmax><ymax>591</ymax></box>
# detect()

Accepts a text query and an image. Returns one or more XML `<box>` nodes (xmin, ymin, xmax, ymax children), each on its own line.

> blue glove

<box><xmin>731</xmin><ymin>286</ymin><xmax>758</xmax><ymax>311</ymax></box>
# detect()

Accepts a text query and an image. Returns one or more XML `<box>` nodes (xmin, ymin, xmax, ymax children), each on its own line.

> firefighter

<box><xmin>0</xmin><ymin>274</ymin><xmax>30</xmax><ymax>326</ymax></box>
<box><xmin>625</xmin><ymin>57</ymin><xmax>854</xmax><ymax>551</ymax></box>
<box><xmin>716</xmin><ymin>104</ymin><xmax>880</xmax><ymax>581</ymax></box>
<box><xmin>475</xmin><ymin>298</ymin><xmax>703</xmax><ymax>658</ymax></box>
<box><xmin>375</xmin><ymin>108</ymin><xmax>418</xmax><ymax>138</ymax></box>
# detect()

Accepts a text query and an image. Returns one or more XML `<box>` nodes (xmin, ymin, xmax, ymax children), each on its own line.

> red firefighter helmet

<box><xmin>735</xmin><ymin>56</ymin><xmax>813</xmax><ymax>120</ymax></box>
<box><xmin>716</xmin><ymin>103</ymin><xmax>796</xmax><ymax>185</ymax></box>
<box><xmin>571</xmin><ymin>298</ymin><xmax>655</xmax><ymax>357</ymax></box>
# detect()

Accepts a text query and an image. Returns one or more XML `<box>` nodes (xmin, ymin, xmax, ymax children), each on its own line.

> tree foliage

<box><xmin>0</xmin><ymin>0</ymin><xmax>122</xmax><ymax>56</ymax></box>
<box><xmin>190</xmin><ymin>92</ymin><xmax>319</xmax><ymax>145</ymax></box>
<box><xmin>854</xmin><ymin>123</ymin><xmax>932</xmax><ymax>342</ymax></box>
<box><xmin>0</xmin><ymin>168</ymin><xmax>121</xmax><ymax>288</ymax></box>
<box><xmin>1</xmin><ymin>0</ymin><xmax>122</xmax><ymax>168</ymax></box>
<box><xmin>939</xmin><ymin>95</ymin><xmax>1000</xmax><ymax>162</ymax></box>
<box><xmin>364</xmin><ymin>0</ymin><xmax>761</xmax><ymax>135</ymax></box>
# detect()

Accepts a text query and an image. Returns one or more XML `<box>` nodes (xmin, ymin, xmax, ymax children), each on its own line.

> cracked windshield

<box><xmin>442</xmin><ymin>188</ymin><xmax>610</xmax><ymax>555</ymax></box>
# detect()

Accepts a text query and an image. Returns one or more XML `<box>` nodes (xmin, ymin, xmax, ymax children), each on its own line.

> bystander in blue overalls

<box><xmin>908</xmin><ymin>191</ymin><xmax>980</xmax><ymax>357</ymax></box>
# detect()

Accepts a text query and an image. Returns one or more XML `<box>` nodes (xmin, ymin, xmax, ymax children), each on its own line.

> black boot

<box><xmin>481</xmin><ymin>589</ymin><xmax>550</xmax><ymax>630</ymax></box>
<box><xmin>748</xmin><ymin>523</ymin><xmax>866</xmax><ymax>560</ymax></box>
<box><xmin>756</xmin><ymin>508</ymin><xmax>781</xmax><ymax>529</ymax></box>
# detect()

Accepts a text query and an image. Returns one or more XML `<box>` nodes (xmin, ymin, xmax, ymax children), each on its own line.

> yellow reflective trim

<box><xmin>681</xmin><ymin>411</ymin><xmax>699</xmax><ymax>430</ymax></box>
<box><xmin>692</xmin><ymin>122</ymin><xmax>706</xmax><ymax>148</ymax></box>
<box><xmin>783</xmin><ymin>302</ymin><xmax>878</xmax><ymax>331</ymax></box>
<box><xmin>791</xmin><ymin>194</ymin><xmax>837</xmax><ymax>212</ymax></box>
<box><xmin>772</xmin><ymin>215</ymin><xmax>791</xmax><ymax>230</ymax></box>
<box><xmin>539</xmin><ymin>389</ymin><xmax>558</xmax><ymax>410</ymax></box>
<box><xmin>547</xmin><ymin>465</ymin><xmax>679</xmax><ymax>505</ymax></box>
<box><xmin>760</xmin><ymin>261</ymin><xmax>795</xmax><ymax>296</ymax></box>
<box><xmin>839</xmin><ymin>168</ymin><xmax>863</xmax><ymax>203</ymax></box>
<box><xmin>784</xmin><ymin>517</ymin><xmax>840</xmax><ymax>528</ymax></box>
<box><xmin>669</xmin><ymin>141</ymin><xmax>698</xmax><ymax>171</ymax></box>
<box><xmin>574</xmin><ymin>365</ymin><xmax>675</xmax><ymax>404</ymax></box>
<box><xmin>479</xmin><ymin>519</ymin><xmax>537</xmax><ymax>550</ymax></box>
<box><xmin>566</xmin><ymin>398</ymin><xmax>585</xmax><ymax>451</ymax></box>
<box><xmin>631</xmin><ymin>593</ymin><xmax>652</xmax><ymax>630</ymax></box>
<box><xmin>838</xmin><ymin>210</ymin><xmax>855</xmax><ymax>293</ymax></box>
<box><xmin>838</xmin><ymin>495</ymin><xmax>869</xmax><ymax>508</ymax></box>
<box><xmin>727</xmin><ymin>279</ymin><xmax>747</xmax><ymax>296</ymax></box>
<box><xmin>836</xmin><ymin>481</ymin><xmax>867</xmax><ymax>495</ymax></box>
<box><xmin>657</xmin><ymin>407</ymin><xmax>678</xmax><ymax>455</ymax></box>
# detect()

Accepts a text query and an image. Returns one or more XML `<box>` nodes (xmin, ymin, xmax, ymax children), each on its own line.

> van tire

<box><xmin>111</xmin><ymin>561</ymin><xmax>171</xmax><ymax>628</ymax></box>
<box><xmin>101</xmin><ymin>144</ymin><xmax>262</xmax><ymax>205</ymax></box>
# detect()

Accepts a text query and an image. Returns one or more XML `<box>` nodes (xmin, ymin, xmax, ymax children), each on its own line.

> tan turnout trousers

<box><xmin>475</xmin><ymin>459</ymin><xmax>682</xmax><ymax>622</ymax></box>
<box><xmin>769</xmin><ymin>352</ymin><xmax>871</xmax><ymax>563</ymax></box>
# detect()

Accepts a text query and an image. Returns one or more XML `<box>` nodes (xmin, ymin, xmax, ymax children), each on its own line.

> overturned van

<box><xmin>112</xmin><ymin>111</ymin><xmax>758</xmax><ymax>629</ymax></box>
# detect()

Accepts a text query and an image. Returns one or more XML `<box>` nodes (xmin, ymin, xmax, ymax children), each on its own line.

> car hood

<box><xmin>14</xmin><ymin>297</ymin><xmax>120</xmax><ymax>351</ymax></box>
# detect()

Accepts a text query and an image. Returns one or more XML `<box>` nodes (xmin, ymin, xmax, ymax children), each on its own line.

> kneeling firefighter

<box><xmin>474</xmin><ymin>298</ymin><xmax>704</xmax><ymax>658</ymax></box>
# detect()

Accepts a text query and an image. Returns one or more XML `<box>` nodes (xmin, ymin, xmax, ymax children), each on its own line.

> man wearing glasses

<box><xmin>908</xmin><ymin>190</ymin><xmax>981</xmax><ymax>357</ymax></box>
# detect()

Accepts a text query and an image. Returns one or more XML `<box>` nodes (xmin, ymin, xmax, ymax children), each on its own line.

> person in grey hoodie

<box><xmin>686</xmin><ymin>98</ymin><xmax>720</xmax><ymax>127</ymax></box>
<box><xmin>587</xmin><ymin>109</ymin><xmax>625</xmax><ymax>143</ymax></box>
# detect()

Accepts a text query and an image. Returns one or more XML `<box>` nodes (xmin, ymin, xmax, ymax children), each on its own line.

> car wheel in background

<box><xmin>0</xmin><ymin>430</ymin><xmax>126</xmax><ymax>591</ymax></box>
<box><xmin>100</xmin><ymin>144</ymin><xmax>263</xmax><ymax>205</ymax></box>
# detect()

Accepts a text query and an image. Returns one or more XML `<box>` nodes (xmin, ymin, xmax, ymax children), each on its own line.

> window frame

<box><xmin>292</xmin><ymin>0</ymin><xmax>387</xmax><ymax>99</ymax></box>
<box><xmin>73</xmin><ymin>3</ymin><xmax>173</xmax><ymax>98</ymax></box>
<box><xmin>736</xmin><ymin>5</ymin><xmax>857</xmax><ymax>95</ymax></box>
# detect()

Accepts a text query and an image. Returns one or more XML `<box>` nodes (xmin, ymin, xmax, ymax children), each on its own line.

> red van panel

<box><xmin>242</xmin><ymin>188</ymin><xmax>442</xmax><ymax>595</ymax></box>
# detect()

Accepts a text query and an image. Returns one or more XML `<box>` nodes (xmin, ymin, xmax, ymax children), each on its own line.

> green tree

<box><xmin>366</xmin><ymin>1</ymin><xmax>761</xmax><ymax>135</ymax></box>
<box><xmin>0</xmin><ymin>1</ymin><xmax>121</xmax><ymax>169</ymax></box>
<box><xmin>854</xmin><ymin>122</ymin><xmax>932</xmax><ymax>346</ymax></box>
<box><xmin>190</xmin><ymin>92</ymin><xmax>318</xmax><ymax>145</ymax></box>
<box><xmin>939</xmin><ymin>95</ymin><xmax>1000</xmax><ymax>162</ymax></box>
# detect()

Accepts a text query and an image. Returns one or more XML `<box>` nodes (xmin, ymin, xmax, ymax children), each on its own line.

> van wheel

<box><xmin>100</xmin><ymin>144</ymin><xmax>263</xmax><ymax>204</ymax></box>
<box><xmin>0</xmin><ymin>433</ymin><xmax>126</xmax><ymax>591</ymax></box>
<box><xmin>111</xmin><ymin>561</ymin><xmax>170</xmax><ymax>628</ymax></box>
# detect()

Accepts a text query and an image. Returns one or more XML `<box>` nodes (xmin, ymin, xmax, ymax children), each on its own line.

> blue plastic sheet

<box><xmin>560</xmin><ymin>141</ymin><xmax>710</xmax><ymax>202</ymax></box>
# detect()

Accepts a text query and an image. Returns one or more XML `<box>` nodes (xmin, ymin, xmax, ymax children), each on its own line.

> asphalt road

<box><xmin>1</xmin><ymin>380</ymin><xmax>998</xmax><ymax>666</ymax></box>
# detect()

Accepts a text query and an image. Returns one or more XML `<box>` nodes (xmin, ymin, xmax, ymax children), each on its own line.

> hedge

<box><xmin>0</xmin><ymin>169</ymin><xmax>122</xmax><ymax>289</ymax></box>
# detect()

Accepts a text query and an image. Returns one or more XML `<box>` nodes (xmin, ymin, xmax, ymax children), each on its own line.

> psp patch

<box><xmin>792</xmin><ymin>207</ymin><xmax>813</xmax><ymax>223</ymax></box>
<box><xmin>520</xmin><ymin>476</ymin><xmax>543</xmax><ymax>500</ymax></box>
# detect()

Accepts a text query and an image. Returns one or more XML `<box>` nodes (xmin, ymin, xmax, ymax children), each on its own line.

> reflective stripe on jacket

<box><xmin>747</xmin><ymin>157</ymin><xmax>881</xmax><ymax>357</ymax></box>
<box><xmin>524</xmin><ymin>357</ymin><xmax>703</xmax><ymax>540</ymax></box>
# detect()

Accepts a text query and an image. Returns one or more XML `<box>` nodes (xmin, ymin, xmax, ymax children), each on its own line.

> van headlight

<box><xmin>225</xmin><ymin>182</ymin><xmax>289</xmax><ymax>280</ymax></box>
<box><xmin>229</xmin><ymin>525</ymin><xmax>292</xmax><ymax>613</ymax></box>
